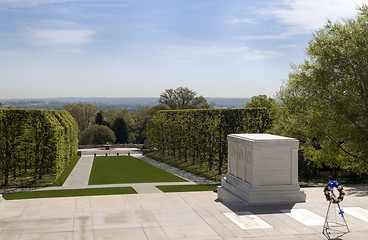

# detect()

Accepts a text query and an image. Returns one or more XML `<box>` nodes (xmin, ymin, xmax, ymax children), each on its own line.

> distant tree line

<box><xmin>64</xmin><ymin>87</ymin><xmax>212</xmax><ymax>145</ymax></box>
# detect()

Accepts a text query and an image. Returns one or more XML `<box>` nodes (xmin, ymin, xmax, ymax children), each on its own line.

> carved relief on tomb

<box><xmin>238</xmin><ymin>146</ymin><xmax>246</xmax><ymax>181</ymax></box>
<box><xmin>229</xmin><ymin>145</ymin><xmax>237</xmax><ymax>176</ymax></box>
<box><xmin>245</xmin><ymin>150</ymin><xmax>252</xmax><ymax>183</ymax></box>
<box><xmin>247</xmin><ymin>151</ymin><xmax>251</xmax><ymax>163</ymax></box>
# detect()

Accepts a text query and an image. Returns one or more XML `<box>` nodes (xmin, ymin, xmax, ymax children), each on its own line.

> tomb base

<box><xmin>218</xmin><ymin>174</ymin><xmax>306</xmax><ymax>204</ymax></box>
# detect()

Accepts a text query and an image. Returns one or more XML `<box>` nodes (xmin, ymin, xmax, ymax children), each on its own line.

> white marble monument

<box><xmin>217</xmin><ymin>133</ymin><xmax>306</xmax><ymax>204</ymax></box>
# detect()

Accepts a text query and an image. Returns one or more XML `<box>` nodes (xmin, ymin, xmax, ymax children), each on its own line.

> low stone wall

<box><xmin>79</xmin><ymin>148</ymin><xmax>142</xmax><ymax>156</ymax></box>
<box><xmin>78</xmin><ymin>144</ymin><xmax>144</xmax><ymax>149</ymax></box>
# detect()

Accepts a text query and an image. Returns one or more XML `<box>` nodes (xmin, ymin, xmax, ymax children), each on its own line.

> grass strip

<box><xmin>51</xmin><ymin>155</ymin><xmax>81</xmax><ymax>186</ymax></box>
<box><xmin>88</xmin><ymin>156</ymin><xmax>187</xmax><ymax>185</ymax></box>
<box><xmin>156</xmin><ymin>184</ymin><xmax>219</xmax><ymax>193</ymax></box>
<box><xmin>3</xmin><ymin>187</ymin><xmax>136</xmax><ymax>200</ymax></box>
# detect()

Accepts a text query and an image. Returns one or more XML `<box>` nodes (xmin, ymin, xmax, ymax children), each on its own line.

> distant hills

<box><xmin>0</xmin><ymin>97</ymin><xmax>251</xmax><ymax>110</ymax></box>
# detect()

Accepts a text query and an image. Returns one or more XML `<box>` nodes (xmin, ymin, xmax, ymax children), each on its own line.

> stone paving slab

<box><xmin>0</xmin><ymin>186</ymin><xmax>368</xmax><ymax>239</ymax></box>
<box><xmin>223</xmin><ymin>211</ymin><xmax>273</xmax><ymax>230</ymax></box>
<box><xmin>133</xmin><ymin>185</ymin><xmax>164</xmax><ymax>194</ymax></box>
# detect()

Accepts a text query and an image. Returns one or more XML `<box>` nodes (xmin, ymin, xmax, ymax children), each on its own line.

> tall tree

<box><xmin>245</xmin><ymin>95</ymin><xmax>276</xmax><ymax>110</ymax></box>
<box><xmin>95</xmin><ymin>110</ymin><xmax>109</xmax><ymax>126</ymax></box>
<box><xmin>111</xmin><ymin>117</ymin><xmax>129</xmax><ymax>144</ymax></box>
<box><xmin>105</xmin><ymin>108</ymin><xmax>136</xmax><ymax>142</ymax></box>
<box><xmin>64</xmin><ymin>103</ymin><xmax>98</xmax><ymax>131</ymax></box>
<box><xmin>133</xmin><ymin>105</ymin><xmax>168</xmax><ymax>143</ymax></box>
<box><xmin>95</xmin><ymin>111</ymin><xmax>104</xmax><ymax>125</ymax></box>
<box><xmin>273</xmin><ymin>5</ymin><xmax>368</xmax><ymax>174</ymax></box>
<box><xmin>245</xmin><ymin>95</ymin><xmax>275</xmax><ymax>132</ymax></box>
<box><xmin>79</xmin><ymin>125</ymin><xmax>116</xmax><ymax>145</ymax></box>
<box><xmin>158</xmin><ymin>87</ymin><xmax>211</xmax><ymax>109</ymax></box>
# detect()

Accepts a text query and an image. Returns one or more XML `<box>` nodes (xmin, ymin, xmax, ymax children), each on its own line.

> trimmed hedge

<box><xmin>0</xmin><ymin>109</ymin><xmax>78</xmax><ymax>186</ymax></box>
<box><xmin>148</xmin><ymin>108</ymin><xmax>272</xmax><ymax>175</ymax></box>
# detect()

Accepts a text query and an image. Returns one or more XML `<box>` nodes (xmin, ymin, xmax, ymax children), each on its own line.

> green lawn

<box><xmin>3</xmin><ymin>187</ymin><xmax>136</xmax><ymax>200</ymax></box>
<box><xmin>88</xmin><ymin>156</ymin><xmax>188</xmax><ymax>185</ymax></box>
<box><xmin>156</xmin><ymin>184</ymin><xmax>219</xmax><ymax>192</ymax></box>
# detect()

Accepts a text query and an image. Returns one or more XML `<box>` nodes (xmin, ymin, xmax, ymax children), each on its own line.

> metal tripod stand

<box><xmin>322</xmin><ymin>201</ymin><xmax>349</xmax><ymax>239</ymax></box>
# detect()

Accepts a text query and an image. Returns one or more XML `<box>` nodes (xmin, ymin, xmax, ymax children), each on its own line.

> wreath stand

<box><xmin>322</xmin><ymin>180</ymin><xmax>349</xmax><ymax>239</ymax></box>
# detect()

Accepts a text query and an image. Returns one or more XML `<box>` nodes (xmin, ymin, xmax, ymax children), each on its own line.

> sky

<box><xmin>0</xmin><ymin>0</ymin><xmax>366</xmax><ymax>99</ymax></box>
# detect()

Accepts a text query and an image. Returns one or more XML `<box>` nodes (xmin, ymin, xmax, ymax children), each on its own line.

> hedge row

<box><xmin>0</xmin><ymin>109</ymin><xmax>78</xmax><ymax>186</ymax></box>
<box><xmin>148</xmin><ymin>108</ymin><xmax>272</xmax><ymax>175</ymax></box>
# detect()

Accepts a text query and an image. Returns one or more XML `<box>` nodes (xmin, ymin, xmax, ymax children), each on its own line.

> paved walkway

<box><xmin>1</xmin><ymin>186</ymin><xmax>368</xmax><ymax>239</ymax></box>
<box><xmin>62</xmin><ymin>155</ymin><xmax>94</xmax><ymax>189</ymax></box>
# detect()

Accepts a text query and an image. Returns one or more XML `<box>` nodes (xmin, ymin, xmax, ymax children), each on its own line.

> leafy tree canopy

<box><xmin>158</xmin><ymin>87</ymin><xmax>211</xmax><ymax>109</ymax></box>
<box><xmin>111</xmin><ymin>117</ymin><xmax>129</xmax><ymax>144</ymax></box>
<box><xmin>95</xmin><ymin>111</ymin><xmax>104</xmax><ymax>125</ymax></box>
<box><xmin>64</xmin><ymin>103</ymin><xmax>98</xmax><ymax>131</ymax></box>
<box><xmin>273</xmin><ymin>5</ymin><xmax>368</xmax><ymax>174</ymax></box>
<box><xmin>105</xmin><ymin>108</ymin><xmax>137</xmax><ymax>143</ymax></box>
<box><xmin>79</xmin><ymin>124</ymin><xmax>116</xmax><ymax>145</ymax></box>
<box><xmin>95</xmin><ymin>110</ymin><xmax>110</xmax><ymax>126</ymax></box>
<box><xmin>245</xmin><ymin>95</ymin><xmax>276</xmax><ymax>110</ymax></box>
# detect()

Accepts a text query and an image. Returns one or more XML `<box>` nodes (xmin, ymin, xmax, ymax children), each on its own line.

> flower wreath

<box><xmin>324</xmin><ymin>180</ymin><xmax>345</xmax><ymax>204</ymax></box>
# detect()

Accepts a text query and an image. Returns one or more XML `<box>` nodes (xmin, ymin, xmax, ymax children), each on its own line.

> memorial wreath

<box><xmin>324</xmin><ymin>180</ymin><xmax>345</xmax><ymax>204</ymax></box>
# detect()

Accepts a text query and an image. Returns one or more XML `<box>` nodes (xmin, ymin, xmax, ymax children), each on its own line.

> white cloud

<box><xmin>259</xmin><ymin>0</ymin><xmax>367</xmax><ymax>33</ymax></box>
<box><xmin>0</xmin><ymin>0</ymin><xmax>67</xmax><ymax>8</ymax></box>
<box><xmin>41</xmin><ymin>20</ymin><xmax>77</xmax><ymax>26</ymax></box>
<box><xmin>189</xmin><ymin>45</ymin><xmax>282</xmax><ymax>61</ymax></box>
<box><xmin>228</xmin><ymin>18</ymin><xmax>256</xmax><ymax>24</ymax></box>
<box><xmin>56</xmin><ymin>48</ymin><xmax>83</xmax><ymax>53</ymax></box>
<box><xmin>0</xmin><ymin>50</ymin><xmax>22</xmax><ymax>57</ymax></box>
<box><xmin>240</xmin><ymin>50</ymin><xmax>283</xmax><ymax>61</ymax></box>
<box><xmin>85</xmin><ymin>3</ymin><xmax>127</xmax><ymax>8</ymax></box>
<box><xmin>0</xmin><ymin>0</ymin><xmax>126</xmax><ymax>8</ymax></box>
<box><xmin>190</xmin><ymin>45</ymin><xmax>249</xmax><ymax>56</ymax></box>
<box><xmin>241</xmin><ymin>32</ymin><xmax>294</xmax><ymax>40</ymax></box>
<box><xmin>29</xmin><ymin>28</ymin><xmax>96</xmax><ymax>45</ymax></box>
<box><xmin>276</xmin><ymin>44</ymin><xmax>297</xmax><ymax>49</ymax></box>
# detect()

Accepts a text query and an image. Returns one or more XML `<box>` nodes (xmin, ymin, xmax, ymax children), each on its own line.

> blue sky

<box><xmin>0</xmin><ymin>0</ymin><xmax>366</xmax><ymax>99</ymax></box>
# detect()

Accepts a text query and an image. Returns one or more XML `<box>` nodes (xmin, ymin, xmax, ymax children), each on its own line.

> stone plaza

<box><xmin>0</xmin><ymin>139</ymin><xmax>368</xmax><ymax>239</ymax></box>
<box><xmin>1</xmin><ymin>186</ymin><xmax>368</xmax><ymax>239</ymax></box>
